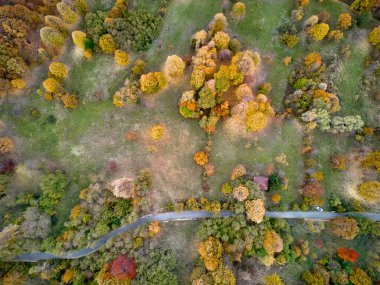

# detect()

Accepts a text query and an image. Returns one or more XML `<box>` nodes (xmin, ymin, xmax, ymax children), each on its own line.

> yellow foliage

<box><xmin>357</xmin><ymin>181</ymin><xmax>380</xmax><ymax>203</ymax></box>
<box><xmin>132</xmin><ymin>59</ymin><xmax>145</xmax><ymax>75</ymax></box>
<box><xmin>114</xmin><ymin>50</ymin><xmax>130</xmax><ymax>66</ymax></box>
<box><xmin>70</xmin><ymin>205</ymin><xmax>81</xmax><ymax>219</ymax></box>
<box><xmin>150</xmin><ymin>124</ymin><xmax>165</xmax><ymax>141</ymax></box>
<box><xmin>328</xmin><ymin>30</ymin><xmax>344</xmax><ymax>41</ymax></box>
<box><xmin>311</xmin><ymin>171</ymin><xmax>324</xmax><ymax>182</ymax></box>
<box><xmin>232</xmin><ymin>185</ymin><xmax>250</xmax><ymax>201</ymax></box>
<box><xmin>245</xmin><ymin>199</ymin><xmax>265</xmax><ymax>223</ymax></box>
<box><xmin>61</xmin><ymin>270</ymin><xmax>74</xmax><ymax>284</ymax></box>
<box><xmin>74</xmin><ymin>0</ymin><xmax>89</xmax><ymax>15</ymax></box>
<box><xmin>265</xmin><ymin>273</ymin><xmax>285</xmax><ymax>285</ymax></box>
<box><xmin>361</xmin><ymin>151</ymin><xmax>380</xmax><ymax>172</ymax></box>
<box><xmin>163</xmin><ymin>54</ymin><xmax>185</xmax><ymax>80</ymax></box>
<box><xmin>211</xmin><ymin>264</ymin><xmax>236</xmax><ymax>285</ymax></box>
<box><xmin>231</xmin><ymin>2</ymin><xmax>246</xmax><ymax>19</ymax></box>
<box><xmin>83</xmin><ymin>50</ymin><xmax>92</xmax><ymax>59</ymax></box>
<box><xmin>283</xmin><ymin>56</ymin><xmax>292</xmax><ymax>66</ymax></box>
<box><xmin>99</xmin><ymin>34</ymin><xmax>117</xmax><ymax>54</ymax></box>
<box><xmin>193</xmin><ymin>46</ymin><xmax>217</xmax><ymax>74</ymax></box>
<box><xmin>309</xmin><ymin>23</ymin><xmax>330</xmax><ymax>41</ymax></box>
<box><xmin>368</xmin><ymin>26</ymin><xmax>380</xmax><ymax>49</ymax></box>
<box><xmin>61</xmin><ymin>94</ymin><xmax>78</xmax><ymax>109</ymax></box>
<box><xmin>40</xmin><ymin>26</ymin><xmax>65</xmax><ymax>48</ymax></box>
<box><xmin>245</xmin><ymin>100</ymin><xmax>274</xmax><ymax>132</ymax></box>
<box><xmin>338</xmin><ymin>13</ymin><xmax>352</xmax><ymax>30</ymax></box>
<box><xmin>198</xmin><ymin>237</ymin><xmax>223</xmax><ymax>271</ymax></box>
<box><xmin>304</xmin><ymin>52</ymin><xmax>322</xmax><ymax>66</ymax></box>
<box><xmin>57</xmin><ymin>2</ymin><xmax>78</xmax><ymax>24</ymax></box>
<box><xmin>10</xmin><ymin>79</ymin><xmax>26</xmax><ymax>89</ymax></box>
<box><xmin>298</xmin><ymin>0</ymin><xmax>309</xmax><ymax>7</ymax></box>
<box><xmin>49</xmin><ymin>62</ymin><xmax>68</xmax><ymax>80</ymax></box>
<box><xmin>191</xmin><ymin>65</ymin><xmax>206</xmax><ymax>90</ymax></box>
<box><xmin>72</xmin><ymin>30</ymin><xmax>86</xmax><ymax>50</ymax></box>
<box><xmin>271</xmin><ymin>194</ymin><xmax>281</xmax><ymax>204</ymax></box>
<box><xmin>194</xmin><ymin>151</ymin><xmax>209</xmax><ymax>166</ymax></box>
<box><xmin>140</xmin><ymin>72</ymin><xmax>167</xmax><ymax>94</ymax></box>
<box><xmin>148</xmin><ymin>221</ymin><xmax>161</xmax><ymax>237</ymax></box>
<box><xmin>0</xmin><ymin>137</ymin><xmax>14</xmax><ymax>154</ymax></box>
<box><xmin>43</xmin><ymin>78</ymin><xmax>60</xmax><ymax>93</ymax></box>
<box><xmin>263</xmin><ymin>230</ymin><xmax>284</xmax><ymax>256</ymax></box>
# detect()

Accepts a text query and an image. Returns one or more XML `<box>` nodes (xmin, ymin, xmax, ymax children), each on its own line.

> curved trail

<box><xmin>12</xmin><ymin>210</ymin><xmax>380</xmax><ymax>262</ymax></box>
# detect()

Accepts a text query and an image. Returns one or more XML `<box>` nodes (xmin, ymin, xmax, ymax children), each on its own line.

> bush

<box><xmin>43</xmin><ymin>78</ymin><xmax>60</xmax><ymax>93</ymax></box>
<box><xmin>231</xmin><ymin>2</ymin><xmax>246</xmax><ymax>19</ymax></box>
<box><xmin>279</xmin><ymin>33</ymin><xmax>299</xmax><ymax>48</ymax></box>
<box><xmin>132</xmin><ymin>59</ymin><xmax>146</xmax><ymax>75</ymax></box>
<box><xmin>229</xmin><ymin>38</ymin><xmax>241</xmax><ymax>54</ymax></box>
<box><xmin>10</xmin><ymin>79</ymin><xmax>26</xmax><ymax>90</ymax></box>
<box><xmin>48</xmin><ymin>62</ymin><xmax>68</xmax><ymax>80</ymax></box>
<box><xmin>368</xmin><ymin>26</ymin><xmax>380</xmax><ymax>49</ymax></box>
<box><xmin>72</xmin><ymin>30</ymin><xmax>86</xmax><ymax>50</ymax></box>
<box><xmin>61</xmin><ymin>94</ymin><xmax>78</xmax><ymax>109</ymax></box>
<box><xmin>40</xmin><ymin>26</ymin><xmax>65</xmax><ymax>48</ymax></box>
<box><xmin>114</xmin><ymin>50</ymin><xmax>130</xmax><ymax>66</ymax></box>
<box><xmin>309</xmin><ymin>23</ymin><xmax>330</xmax><ymax>41</ymax></box>
<box><xmin>194</xmin><ymin>151</ymin><xmax>209</xmax><ymax>166</ymax></box>
<box><xmin>268</xmin><ymin>174</ymin><xmax>282</xmax><ymax>191</ymax></box>
<box><xmin>338</xmin><ymin>13</ymin><xmax>352</xmax><ymax>30</ymax></box>
<box><xmin>163</xmin><ymin>55</ymin><xmax>185</xmax><ymax>80</ymax></box>
<box><xmin>357</xmin><ymin>181</ymin><xmax>380</xmax><ymax>203</ymax></box>
<box><xmin>99</xmin><ymin>33</ymin><xmax>117</xmax><ymax>54</ymax></box>
<box><xmin>140</xmin><ymin>72</ymin><xmax>167</xmax><ymax>94</ymax></box>
<box><xmin>57</xmin><ymin>2</ymin><xmax>78</xmax><ymax>24</ymax></box>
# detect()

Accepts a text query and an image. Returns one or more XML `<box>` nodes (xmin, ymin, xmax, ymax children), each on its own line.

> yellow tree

<box><xmin>140</xmin><ymin>72</ymin><xmax>167</xmax><ymax>94</ymax></box>
<box><xmin>114</xmin><ymin>50</ymin><xmax>130</xmax><ymax>66</ymax></box>
<box><xmin>338</xmin><ymin>13</ymin><xmax>352</xmax><ymax>30</ymax></box>
<box><xmin>49</xmin><ymin>62</ymin><xmax>68</xmax><ymax>80</ymax></box>
<box><xmin>198</xmin><ymin>237</ymin><xmax>223</xmax><ymax>271</ymax></box>
<box><xmin>368</xmin><ymin>26</ymin><xmax>380</xmax><ymax>49</ymax></box>
<box><xmin>310</xmin><ymin>23</ymin><xmax>330</xmax><ymax>41</ymax></box>
<box><xmin>231</xmin><ymin>2</ymin><xmax>246</xmax><ymax>19</ymax></box>
<box><xmin>357</xmin><ymin>181</ymin><xmax>380</xmax><ymax>204</ymax></box>
<box><xmin>163</xmin><ymin>55</ymin><xmax>185</xmax><ymax>80</ymax></box>
<box><xmin>99</xmin><ymin>34</ymin><xmax>117</xmax><ymax>54</ymax></box>
<box><xmin>57</xmin><ymin>2</ymin><xmax>78</xmax><ymax>24</ymax></box>
<box><xmin>72</xmin><ymin>31</ymin><xmax>86</xmax><ymax>50</ymax></box>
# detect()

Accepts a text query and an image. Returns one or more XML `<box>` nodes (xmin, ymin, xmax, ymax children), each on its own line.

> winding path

<box><xmin>12</xmin><ymin>210</ymin><xmax>380</xmax><ymax>262</ymax></box>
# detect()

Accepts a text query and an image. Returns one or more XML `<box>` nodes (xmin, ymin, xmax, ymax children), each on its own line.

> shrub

<box><xmin>328</xmin><ymin>30</ymin><xmax>344</xmax><ymax>41</ymax></box>
<box><xmin>73</xmin><ymin>0</ymin><xmax>89</xmax><ymax>15</ymax></box>
<box><xmin>71</xmin><ymin>30</ymin><xmax>86</xmax><ymax>50</ymax></box>
<box><xmin>61</xmin><ymin>94</ymin><xmax>78</xmax><ymax>109</ymax></box>
<box><xmin>132</xmin><ymin>59</ymin><xmax>146</xmax><ymax>75</ymax></box>
<box><xmin>338</xmin><ymin>13</ymin><xmax>352</xmax><ymax>30</ymax></box>
<box><xmin>309</xmin><ymin>23</ymin><xmax>330</xmax><ymax>41</ymax></box>
<box><xmin>361</xmin><ymin>151</ymin><xmax>380</xmax><ymax>172</ymax></box>
<box><xmin>113</xmin><ymin>85</ymin><xmax>140</xmax><ymax>107</ymax></box>
<box><xmin>265</xmin><ymin>273</ymin><xmax>285</xmax><ymax>285</ymax></box>
<box><xmin>0</xmin><ymin>137</ymin><xmax>14</xmax><ymax>154</ymax></box>
<box><xmin>140</xmin><ymin>72</ymin><xmax>167</xmax><ymax>94</ymax></box>
<box><xmin>99</xmin><ymin>34</ymin><xmax>117</xmax><ymax>54</ymax></box>
<box><xmin>368</xmin><ymin>26</ymin><xmax>380</xmax><ymax>49</ymax></box>
<box><xmin>268</xmin><ymin>174</ymin><xmax>282</xmax><ymax>191</ymax></box>
<box><xmin>10</xmin><ymin>79</ymin><xmax>26</xmax><ymax>89</ymax></box>
<box><xmin>114</xmin><ymin>50</ymin><xmax>130</xmax><ymax>66</ymax></box>
<box><xmin>279</xmin><ymin>33</ymin><xmax>299</xmax><ymax>47</ymax></box>
<box><xmin>213</xmin><ymin>31</ymin><xmax>230</xmax><ymax>50</ymax></box>
<box><xmin>163</xmin><ymin>55</ymin><xmax>185</xmax><ymax>80</ymax></box>
<box><xmin>48</xmin><ymin>62</ymin><xmax>68</xmax><ymax>80</ymax></box>
<box><xmin>150</xmin><ymin>125</ymin><xmax>165</xmax><ymax>141</ymax></box>
<box><xmin>231</xmin><ymin>2</ymin><xmax>246</xmax><ymax>19</ymax></box>
<box><xmin>43</xmin><ymin>78</ymin><xmax>60</xmax><ymax>93</ymax></box>
<box><xmin>40</xmin><ymin>26</ymin><xmax>65</xmax><ymax>48</ymax></box>
<box><xmin>229</xmin><ymin>38</ymin><xmax>241</xmax><ymax>54</ymax></box>
<box><xmin>0</xmin><ymin>174</ymin><xmax>9</xmax><ymax>195</ymax></box>
<box><xmin>357</xmin><ymin>181</ymin><xmax>380</xmax><ymax>203</ymax></box>
<box><xmin>57</xmin><ymin>2</ymin><xmax>78</xmax><ymax>24</ymax></box>
<box><xmin>194</xmin><ymin>151</ymin><xmax>209</xmax><ymax>166</ymax></box>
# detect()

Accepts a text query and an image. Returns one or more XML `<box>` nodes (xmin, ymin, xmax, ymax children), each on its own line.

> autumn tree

<box><xmin>198</xmin><ymin>237</ymin><xmax>223</xmax><ymax>271</ymax></box>
<box><xmin>368</xmin><ymin>26</ymin><xmax>380</xmax><ymax>49</ymax></box>
<box><xmin>114</xmin><ymin>49</ymin><xmax>130</xmax><ymax>66</ymax></box>
<box><xmin>72</xmin><ymin>30</ymin><xmax>86</xmax><ymax>50</ymax></box>
<box><xmin>43</xmin><ymin>78</ymin><xmax>60</xmax><ymax>93</ymax></box>
<box><xmin>349</xmin><ymin>268</ymin><xmax>372</xmax><ymax>285</ymax></box>
<box><xmin>231</xmin><ymin>2</ymin><xmax>246</xmax><ymax>19</ymax></box>
<box><xmin>245</xmin><ymin>199</ymin><xmax>265</xmax><ymax>223</ymax></box>
<box><xmin>338</xmin><ymin>13</ymin><xmax>352</xmax><ymax>30</ymax></box>
<box><xmin>265</xmin><ymin>273</ymin><xmax>285</xmax><ymax>285</ymax></box>
<box><xmin>140</xmin><ymin>72</ymin><xmax>167</xmax><ymax>94</ymax></box>
<box><xmin>310</xmin><ymin>23</ymin><xmax>330</xmax><ymax>41</ymax></box>
<box><xmin>163</xmin><ymin>55</ymin><xmax>185</xmax><ymax>80</ymax></box>
<box><xmin>330</xmin><ymin>217</ymin><xmax>359</xmax><ymax>240</ymax></box>
<box><xmin>48</xmin><ymin>62</ymin><xmax>68</xmax><ymax>80</ymax></box>
<box><xmin>110</xmin><ymin>255</ymin><xmax>137</xmax><ymax>281</ymax></box>
<box><xmin>99</xmin><ymin>34</ymin><xmax>117</xmax><ymax>54</ymax></box>
<box><xmin>40</xmin><ymin>26</ymin><xmax>65</xmax><ymax>48</ymax></box>
<box><xmin>337</xmin><ymin>247</ymin><xmax>359</xmax><ymax>263</ymax></box>
<box><xmin>361</xmin><ymin>151</ymin><xmax>380</xmax><ymax>172</ymax></box>
<box><xmin>263</xmin><ymin>230</ymin><xmax>284</xmax><ymax>256</ymax></box>
<box><xmin>150</xmin><ymin>124</ymin><xmax>165</xmax><ymax>141</ymax></box>
<box><xmin>57</xmin><ymin>2</ymin><xmax>78</xmax><ymax>24</ymax></box>
<box><xmin>194</xmin><ymin>151</ymin><xmax>209</xmax><ymax>166</ymax></box>
<box><xmin>0</xmin><ymin>137</ymin><xmax>14</xmax><ymax>154</ymax></box>
<box><xmin>357</xmin><ymin>181</ymin><xmax>380</xmax><ymax>204</ymax></box>
<box><xmin>213</xmin><ymin>31</ymin><xmax>230</xmax><ymax>50</ymax></box>
<box><xmin>74</xmin><ymin>0</ymin><xmax>89</xmax><ymax>15</ymax></box>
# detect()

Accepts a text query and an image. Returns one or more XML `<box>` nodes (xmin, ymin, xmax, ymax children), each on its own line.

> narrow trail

<box><xmin>12</xmin><ymin>210</ymin><xmax>380</xmax><ymax>262</ymax></box>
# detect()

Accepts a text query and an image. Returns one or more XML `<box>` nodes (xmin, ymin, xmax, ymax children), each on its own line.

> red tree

<box><xmin>337</xmin><ymin>247</ymin><xmax>359</xmax><ymax>263</ymax></box>
<box><xmin>303</xmin><ymin>182</ymin><xmax>324</xmax><ymax>197</ymax></box>
<box><xmin>110</xmin><ymin>255</ymin><xmax>137</xmax><ymax>280</ymax></box>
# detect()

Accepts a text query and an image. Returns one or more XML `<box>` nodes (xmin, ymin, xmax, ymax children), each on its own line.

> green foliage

<box><xmin>39</xmin><ymin>171</ymin><xmax>68</xmax><ymax>215</ymax></box>
<box><xmin>268</xmin><ymin>174</ymin><xmax>282</xmax><ymax>191</ymax></box>
<box><xmin>0</xmin><ymin>174</ymin><xmax>9</xmax><ymax>196</ymax></box>
<box><xmin>104</xmin><ymin>10</ymin><xmax>162</xmax><ymax>51</ymax></box>
<box><xmin>85</xmin><ymin>11</ymin><xmax>107</xmax><ymax>44</ymax></box>
<box><xmin>356</xmin><ymin>217</ymin><xmax>380</xmax><ymax>237</ymax></box>
<box><xmin>133</xmin><ymin>249</ymin><xmax>177</xmax><ymax>285</ymax></box>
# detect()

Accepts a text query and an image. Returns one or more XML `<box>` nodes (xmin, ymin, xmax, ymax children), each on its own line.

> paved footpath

<box><xmin>12</xmin><ymin>210</ymin><xmax>380</xmax><ymax>262</ymax></box>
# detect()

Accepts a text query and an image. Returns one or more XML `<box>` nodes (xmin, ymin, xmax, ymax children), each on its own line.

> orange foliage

<box><xmin>337</xmin><ymin>247</ymin><xmax>359</xmax><ymax>263</ymax></box>
<box><xmin>194</xmin><ymin>151</ymin><xmax>209</xmax><ymax>166</ymax></box>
